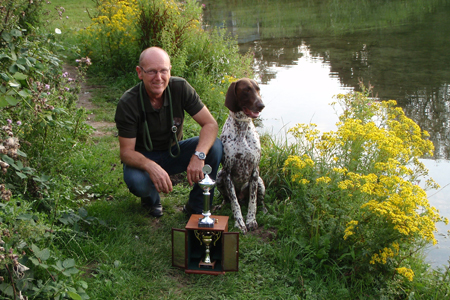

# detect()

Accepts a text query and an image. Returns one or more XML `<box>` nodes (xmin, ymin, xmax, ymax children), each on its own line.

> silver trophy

<box><xmin>198</xmin><ymin>164</ymin><xmax>215</xmax><ymax>228</ymax></box>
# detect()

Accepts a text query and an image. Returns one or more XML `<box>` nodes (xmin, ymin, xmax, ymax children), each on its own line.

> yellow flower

<box><xmin>396</xmin><ymin>267</ymin><xmax>414</xmax><ymax>281</ymax></box>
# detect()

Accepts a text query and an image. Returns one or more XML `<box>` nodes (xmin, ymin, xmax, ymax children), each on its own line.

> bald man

<box><xmin>115</xmin><ymin>47</ymin><xmax>222</xmax><ymax>217</ymax></box>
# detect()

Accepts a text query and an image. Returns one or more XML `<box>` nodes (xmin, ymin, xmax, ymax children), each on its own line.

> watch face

<box><xmin>196</xmin><ymin>151</ymin><xmax>206</xmax><ymax>160</ymax></box>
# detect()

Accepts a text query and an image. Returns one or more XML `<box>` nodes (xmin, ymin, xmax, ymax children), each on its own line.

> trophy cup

<box><xmin>194</xmin><ymin>229</ymin><xmax>222</xmax><ymax>269</ymax></box>
<box><xmin>171</xmin><ymin>164</ymin><xmax>239</xmax><ymax>274</ymax></box>
<box><xmin>195</xmin><ymin>165</ymin><xmax>220</xmax><ymax>268</ymax></box>
<box><xmin>197</xmin><ymin>165</ymin><xmax>216</xmax><ymax>228</ymax></box>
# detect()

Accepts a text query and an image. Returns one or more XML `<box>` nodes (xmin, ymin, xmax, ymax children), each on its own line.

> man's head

<box><xmin>137</xmin><ymin>47</ymin><xmax>172</xmax><ymax>100</ymax></box>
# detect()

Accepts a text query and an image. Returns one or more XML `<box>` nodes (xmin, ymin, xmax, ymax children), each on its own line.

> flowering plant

<box><xmin>282</xmin><ymin>84</ymin><xmax>447</xmax><ymax>281</ymax></box>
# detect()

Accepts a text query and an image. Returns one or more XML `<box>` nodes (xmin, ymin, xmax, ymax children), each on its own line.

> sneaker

<box><xmin>142</xmin><ymin>202</ymin><xmax>163</xmax><ymax>218</ymax></box>
<box><xmin>149</xmin><ymin>203</ymin><xmax>163</xmax><ymax>217</ymax></box>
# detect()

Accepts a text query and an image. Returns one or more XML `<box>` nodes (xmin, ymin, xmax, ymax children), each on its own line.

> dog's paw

<box><xmin>235</xmin><ymin>219</ymin><xmax>247</xmax><ymax>234</ymax></box>
<box><xmin>246</xmin><ymin>219</ymin><xmax>258</xmax><ymax>232</ymax></box>
<box><xmin>212</xmin><ymin>204</ymin><xmax>222</xmax><ymax>211</ymax></box>
<box><xmin>261</xmin><ymin>205</ymin><xmax>268</xmax><ymax>214</ymax></box>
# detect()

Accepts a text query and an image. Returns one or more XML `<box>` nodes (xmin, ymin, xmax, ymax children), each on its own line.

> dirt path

<box><xmin>64</xmin><ymin>64</ymin><xmax>115</xmax><ymax>137</ymax></box>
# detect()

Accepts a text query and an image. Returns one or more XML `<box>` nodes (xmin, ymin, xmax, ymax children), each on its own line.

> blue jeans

<box><xmin>123</xmin><ymin>137</ymin><xmax>223</xmax><ymax>213</ymax></box>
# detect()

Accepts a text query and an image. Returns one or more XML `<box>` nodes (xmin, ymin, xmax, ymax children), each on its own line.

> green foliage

<box><xmin>77</xmin><ymin>0</ymin><xmax>253</xmax><ymax>131</ymax></box>
<box><xmin>1</xmin><ymin>0</ymin><xmax>449</xmax><ymax>299</ymax></box>
<box><xmin>0</xmin><ymin>199</ymin><xmax>90</xmax><ymax>300</ymax></box>
<box><xmin>0</xmin><ymin>24</ymin><xmax>93</xmax><ymax>197</ymax></box>
<box><xmin>280</xmin><ymin>83</ymin><xmax>447</xmax><ymax>288</ymax></box>
<box><xmin>0</xmin><ymin>0</ymin><xmax>46</xmax><ymax>39</ymax></box>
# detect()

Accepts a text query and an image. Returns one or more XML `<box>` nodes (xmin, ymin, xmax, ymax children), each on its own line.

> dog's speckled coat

<box><xmin>216</xmin><ymin>78</ymin><xmax>266</xmax><ymax>234</ymax></box>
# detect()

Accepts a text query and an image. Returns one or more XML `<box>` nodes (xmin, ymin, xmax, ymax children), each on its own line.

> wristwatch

<box><xmin>194</xmin><ymin>151</ymin><xmax>206</xmax><ymax>160</ymax></box>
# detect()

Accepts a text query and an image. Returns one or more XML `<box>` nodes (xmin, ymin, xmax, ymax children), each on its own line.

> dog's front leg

<box><xmin>222</xmin><ymin>173</ymin><xmax>247</xmax><ymax>234</ymax></box>
<box><xmin>245</xmin><ymin>170</ymin><xmax>260</xmax><ymax>231</ymax></box>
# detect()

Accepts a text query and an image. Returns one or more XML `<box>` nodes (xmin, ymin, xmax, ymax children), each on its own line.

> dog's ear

<box><xmin>225</xmin><ymin>81</ymin><xmax>241</xmax><ymax>112</ymax></box>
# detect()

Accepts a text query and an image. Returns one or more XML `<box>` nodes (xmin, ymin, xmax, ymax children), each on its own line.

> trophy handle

<box><xmin>213</xmin><ymin>231</ymin><xmax>222</xmax><ymax>246</ymax></box>
<box><xmin>194</xmin><ymin>230</ymin><xmax>202</xmax><ymax>245</ymax></box>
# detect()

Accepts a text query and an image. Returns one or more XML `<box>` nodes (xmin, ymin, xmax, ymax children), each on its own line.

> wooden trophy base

<box><xmin>199</xmin><ymin>259</ymin><xmax>216</xmax><ymax>269</ymax></box>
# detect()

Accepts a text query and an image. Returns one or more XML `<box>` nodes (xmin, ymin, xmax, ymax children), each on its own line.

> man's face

<box><xmin>137</xmin><ymin>50</ymin><xmax>171</xmax><ymax>100</ymax></box>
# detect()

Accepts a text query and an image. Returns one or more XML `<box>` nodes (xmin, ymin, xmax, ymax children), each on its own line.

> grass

<box><xmin>61</xmin><ymin>131</ymin><xmax>307</xmax><ymax>299</ymax></box>
<box><xmin>37</xmin><ymin>1</ymin><xmax>450</xmax><ymax>299</ymax></box>
<box><xmin>43</xmin><ymin>0</ymin><xmax>95</xmax><ymax>36</ymax></box>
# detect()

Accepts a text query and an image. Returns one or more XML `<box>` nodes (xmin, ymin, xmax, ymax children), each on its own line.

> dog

<box><xmin>216</xmin><ymin>78</ymin><xmax>266</xmax><ymax>234</ymax></box>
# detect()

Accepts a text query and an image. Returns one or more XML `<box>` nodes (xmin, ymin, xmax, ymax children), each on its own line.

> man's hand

<box><xmin>119</xmin><ymin>136</ymin><xmax>173</xmax><ymax>193</ymax></box>
<box><xmin>147</xmin><ymin>161</ymin><xmax>173</xmax><ymax>193</ymax></box>
<box><xmin>187</xmin><ymin>155</ymin><xmax>205</xmax><ymax>186</ymax></box>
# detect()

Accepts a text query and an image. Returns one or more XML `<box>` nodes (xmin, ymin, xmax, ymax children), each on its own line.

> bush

<box><xmin>280</xmin><ymin>83</ymin><xmax>447</xmax><ymax>286</ymax></box>
<box><xmin>77</xmin><ymin>0</ymin><xmax>253</xmax><ymax>130</ymax></box>
<box><xmin>0</xmin><ymin>0</ymin><xmax>45</xmax><ymax>41</ymax></box>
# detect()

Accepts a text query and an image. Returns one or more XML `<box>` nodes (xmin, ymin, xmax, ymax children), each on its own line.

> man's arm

<box><xmin>119</xmin><ymin>136</ymin><xmax>173</xmax><ymax>193</ymax></box>
<box><xmin>186</xmin><ymin>106</ymin><xmax>219</xmax><ymax>185</ymax></box>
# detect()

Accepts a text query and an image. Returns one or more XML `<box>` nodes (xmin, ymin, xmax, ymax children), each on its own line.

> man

<box><xmin>115</xmin><ymin>47</ymin><xmax>222</xmax><ymax>217</ymax></box>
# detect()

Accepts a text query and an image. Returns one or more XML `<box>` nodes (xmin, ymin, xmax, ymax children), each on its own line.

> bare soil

<box><xmin>64</xmin><ymin>64</ymin><xmax>115</xmax><ymax>137</ymax></box>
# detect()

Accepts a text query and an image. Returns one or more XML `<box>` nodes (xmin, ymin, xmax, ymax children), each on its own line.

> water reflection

<box><xmin>203</xmin><ymin>0</ymin><xmax>450</xmax><ymax>267</ymax></box>
<box><xmin>204</xmin><ymin>0</ymin><xmax>450</xmax><ymax>159</ymax></box>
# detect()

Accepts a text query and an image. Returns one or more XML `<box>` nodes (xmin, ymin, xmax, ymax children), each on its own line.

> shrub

<box><xmin>281</xmin><ymin>83</ymin><xmax>447</xmax><ymax>284</ymax></box>
<box><xmin>0</xmin><ymin>0</ymin><xmax>45</xmax><ymax>41</ymax></box>
<box><xmin>77</xmin><ymin>0</ymin><xmax>253</xmax><ymax>131</ymax></box>
<box><xmin>0</xmin><ymin>23</ymin><xmax>94</xmax><ymax>189</ymax></box>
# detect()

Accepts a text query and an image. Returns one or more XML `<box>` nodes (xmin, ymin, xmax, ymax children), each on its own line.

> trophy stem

<box><xmin>203</xmin><ymin>190</ymin><xmax>210</xmax><ymax>213</ymax></box>
<box><xmin>198</xmin><ymin>169</ymin><xmax>216</xmax><ymax>228</ymax></box>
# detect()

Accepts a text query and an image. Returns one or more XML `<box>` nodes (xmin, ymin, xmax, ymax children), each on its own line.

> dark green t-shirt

<box><xmin>115</xmin><ymin>77</ymin><xmax>204</xmax><ymax>152</ymax></box>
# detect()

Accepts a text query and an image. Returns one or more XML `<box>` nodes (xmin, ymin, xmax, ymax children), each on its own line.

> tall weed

<box><xmin>282</xmin><ymin>83</ymin><xmax>447</xmax><ymax>286</ymax></box>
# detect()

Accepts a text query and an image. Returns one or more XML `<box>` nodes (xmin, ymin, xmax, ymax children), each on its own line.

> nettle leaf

<box><xmin>13</xmin><ymin>72</ymin><xmax>27</xmax><ymax>81</ymax></box>
<box><xmin>8</xmin><ymin>81</ymin><xmax>20</xmax><ymax>88</ymax></box>
<box><xmin>54</xmin><ymin>260</ymin><xmax>64</xmax><ymax>271</ymax></box>
<box><xmin>0</xmin><ymin>72</ymin><xmax>9</xmax><ymax>81</ymax></box>
<box><xmin>77</xmin><ymin>281</ymin><xmax>88</xmax><ymax>289</ymax></box>
<box><xmin>78</xmin><ymin>207</ymin><xmax>88</xmax><ymax>218</ymax></box>
<box><xmin>63</xmin><ymin>267</ymin><xmax>80</xmax><ymax>276</ymax></box>
<box><xmin>2</xmin><ymin>155</ymin><xmax>14</xmax><ymax>165</ymax></box>
<box><xmin>18</xmin><ymin>89</ymin><xmax>31</xmax><ymax>98</ymax></box>
<box><xmin>8</xmin><ymin>64</ymin><xmax>19</xmax><ymax>74</ymax></box>
<box><xmin>5</xmin><ymin>95</ymin><xmax>19</xmax><ymax>106</ymax></box>
<box><xmin>67</xmin><ymin>291</ymin><xmax>82</xmax><ymax>300</ymax></box>
<box><xmin>31</xmin><ymin>244</ymin><xmax>41</xmax><ymax>253</ymax></box>
<box><xmin>16</xmin><ymin>214</ymin><xmax>32</xmax><ymax>220</ymax></box>
<box><xmin>1</xmin><ymin>32</ymin><xmax>12</xmax><ymax>42</ymax></box>
<box><xmin>16</xmin><ymin>58</ymin><xmax>28</xmax><ymax>65</ymax></box>
<box><xmin>16</xmin><ymin>160</ymin><xmax>24</xmax><ymax>169</ymax></box>
<box><xmin>16</xmin><ymin>149</ymin><xmax>27</xmax><ymax>157</ymax></box>
<box><xmin>36</xmin><ymin>248</ymin><xmax>51</xmax><ymax>261</ymax></box>
<box><xmin>34</xmin><ymin>174</ymin><xmax>50</xmax><ymax>182</ymax></box>
<box><xmin>63</xmin><ymin>258</ymin><xmax>76</xmax><ymax>269</ymax></box>
<box><xmin>10</xmin><ymin>28</ymin><xmax>22</xmax><ymax>37</ymax></box>
<box><xmin>0</xmin><ymin>97</ymin><xmax>9</xmax><ymax>108</ymax></box>
<box><xmin>29</xmin><ymin>256</ymin><xmax>40</xmax><ymax>266</ymax></box>
<box><xmin>16</xmin><ymin>171</ymin><xmax>27</xmax><ymax>179</ymax></box>
<box><xmin>0</xmin><ymin>54</ymin><xmax>12</xmax><ymax>61</ymax></box>
<box><xmin>0</xmin><ymin>283</ymin><xmax>14</xmax><ymax>296</ymax></box>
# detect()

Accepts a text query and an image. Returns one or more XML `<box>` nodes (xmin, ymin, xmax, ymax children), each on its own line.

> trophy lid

<box><xmin>199</xmin><ymin>164</ymin><xmax>215</xmax><ymax>190</ymax></box>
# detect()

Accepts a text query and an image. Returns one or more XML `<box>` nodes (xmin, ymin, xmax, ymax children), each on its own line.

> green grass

<box><xmin>44</xmin><ymin>0</ymin><xmax>95</xmax><ymax>35</ymax></box>
<box><xmin>34</xmin><ymin>1</ymin><xmax>450</xmax><ymax>299</ymax></box>
<box><xmin>61</xmin><ymin>132</ymin><xmax>307</xmax><ymax>299</ymax></box>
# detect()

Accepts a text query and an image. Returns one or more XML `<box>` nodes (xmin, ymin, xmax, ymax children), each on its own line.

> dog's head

<box><xmin>225</xmin><ymin>78</ymin><xmax>265</xmax><ymax>118</ymax></box>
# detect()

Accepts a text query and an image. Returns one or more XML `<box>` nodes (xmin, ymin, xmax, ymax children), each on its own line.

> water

<box><xmin>203</xmin><ymin>0</ymin><xmax>450</xmax><ymax>268</ymax></box>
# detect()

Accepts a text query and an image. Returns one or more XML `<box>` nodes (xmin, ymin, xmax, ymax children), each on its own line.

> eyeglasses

<box><xmin>140</xmin><ymin>67</ymin><xmax>170</xmax><ymax>76</ymax></box>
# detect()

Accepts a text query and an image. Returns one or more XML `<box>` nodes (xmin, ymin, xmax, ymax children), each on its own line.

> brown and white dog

<box><xmin>216</xmin><ymin>78</ymin><xmax>266</xmax><ymax>234</ymax></box>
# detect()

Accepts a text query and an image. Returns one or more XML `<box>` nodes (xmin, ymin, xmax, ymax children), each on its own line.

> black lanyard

<box><xmin>139</xmin><ymin>82</ymin><xmax>181</xmax><ymax>158</ymax></box>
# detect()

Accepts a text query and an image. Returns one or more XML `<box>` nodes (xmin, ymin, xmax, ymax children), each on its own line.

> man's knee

<box><xmin>208</xmin><ymin>138</ymin><xmax>223</xmax><ymax>165</ymax></box>
<box><xmin>123</xmin><ymin>166</ymin><xmax>153</xmax><ymax>197</ymax></box>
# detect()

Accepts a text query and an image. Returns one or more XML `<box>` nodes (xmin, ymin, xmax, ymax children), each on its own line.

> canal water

<box><xmin>203</xmin><ymin>0</ymin><xmax>450</xmax><ymax>268</ymax></box>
